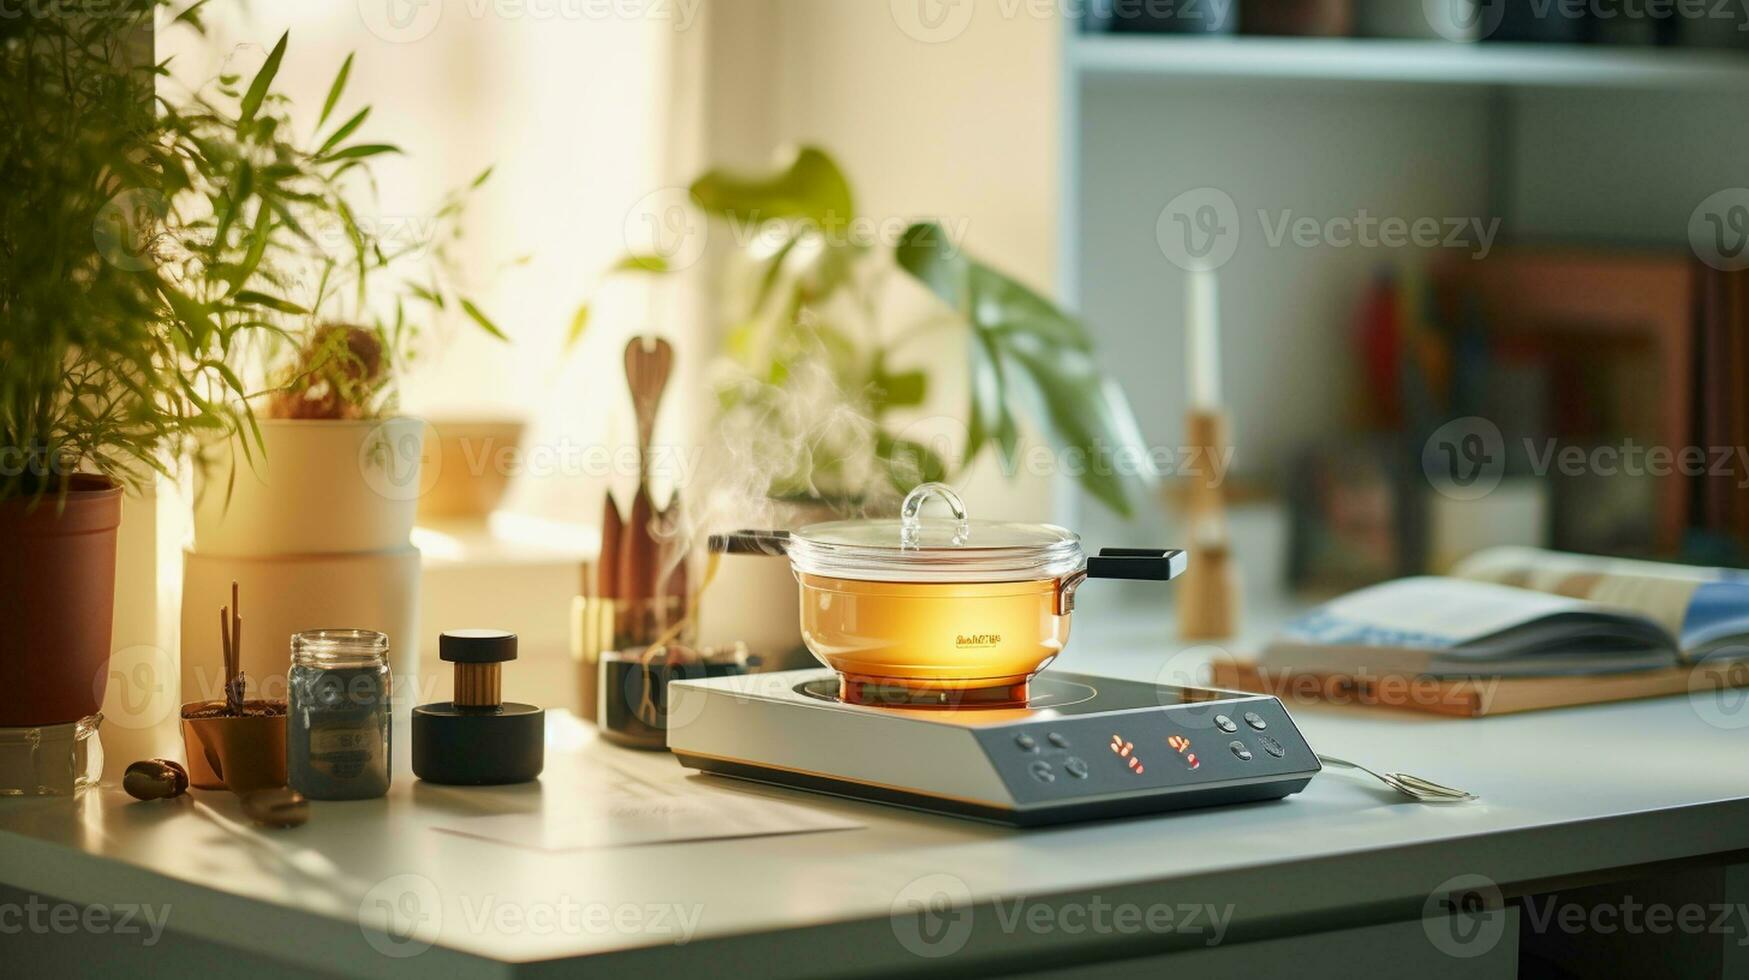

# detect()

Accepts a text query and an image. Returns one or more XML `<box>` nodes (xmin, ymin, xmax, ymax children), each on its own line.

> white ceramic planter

<box><xmin>180</xmin><ymin>548</ymin><xmax>421</xmax><ymax>710</ymax></box>
<box><xmin>192</xmin><ymin>418</ymin><xmax>427</xmax><ymax>557</ymax></box>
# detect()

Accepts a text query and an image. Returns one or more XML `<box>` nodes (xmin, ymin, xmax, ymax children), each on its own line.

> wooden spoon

<box><xmin>623</xmin><ymin>336</ymin><xmax>674</xmax><ymax>484</ymax></box>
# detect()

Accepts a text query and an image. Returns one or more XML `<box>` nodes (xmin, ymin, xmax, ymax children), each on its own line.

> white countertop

<box><xmin>4</xmin><ymin>619</ymin><xmax>1748</xmax><ymax>977</ymax></box>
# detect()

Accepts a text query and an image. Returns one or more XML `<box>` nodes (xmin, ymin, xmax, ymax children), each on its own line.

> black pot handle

<box><xmin>1087</xmin><ymin>548</ymin><xmax>1187</xmax><ymax>581</ymax></box>
<box><xmin>1057</xmin><ymin>548</ymin><xmax>1187</xmax><ymax>615</ymax></box>
<box><xmin>706</xmin><ymin>529</ymin><xmax>791</xmax><ymax>556</ymax></box>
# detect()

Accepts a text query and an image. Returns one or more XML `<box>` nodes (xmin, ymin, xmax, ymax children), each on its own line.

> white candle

<box><xmin>1185</xmin><ymin>267</ymin><xmax>1222</xmax><ymax>410</ymax></box>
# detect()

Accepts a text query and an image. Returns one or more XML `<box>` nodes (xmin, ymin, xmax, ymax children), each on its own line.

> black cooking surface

<box><xmin>794</xmin><ymin>671</ymin><xmax>1239</xmax><ymax>726</ymax></box>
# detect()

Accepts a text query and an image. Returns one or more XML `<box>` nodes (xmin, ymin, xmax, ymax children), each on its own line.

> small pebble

<box><xmin>123</xmin><ymin>759</ymin><xmax>189</xmax><ymax>801</ymax></box>
<box><xmin>240</xmin><ymin>787</ymin><xmax>310</xmax><ymax>828</ymax></box>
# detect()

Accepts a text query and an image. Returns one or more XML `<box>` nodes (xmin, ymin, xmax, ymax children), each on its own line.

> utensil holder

<box><xmin>598</xmin><ymin>645</ymin><xmax>748</xmax><ymax>750</ymax></box>
<box><xmin>573</xmin><ymin>596</ymin><xmax>692</xmax><ymax>723</ymax></box>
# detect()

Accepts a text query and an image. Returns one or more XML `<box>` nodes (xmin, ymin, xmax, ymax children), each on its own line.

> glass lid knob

<box><xmin>900</xmin><ymin>482</ymin><xmax>970</xmax><ymax>548</ymax></box>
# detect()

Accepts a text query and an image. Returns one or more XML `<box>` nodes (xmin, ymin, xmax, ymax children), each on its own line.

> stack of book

<box><xmin>1215</xmin><ymin>547</ymin><xmax>1749</xmax><ymax>717</ymax></box>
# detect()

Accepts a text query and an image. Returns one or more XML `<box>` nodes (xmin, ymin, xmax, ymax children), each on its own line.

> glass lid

<box><xmin>788</xmin><ymin>483</ymin><xmax>1085</xmax><ymax>583</ymax></box>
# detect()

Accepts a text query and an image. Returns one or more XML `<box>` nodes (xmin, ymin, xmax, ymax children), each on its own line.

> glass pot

<box><xmin>729</xmin><ymin>483</ymin><xmax>1185</xmax><ymax>707</ymax></box>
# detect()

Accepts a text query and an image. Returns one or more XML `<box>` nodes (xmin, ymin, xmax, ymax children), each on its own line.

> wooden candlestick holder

<box><xmin>1177</xmin><ymin>409</ymin><xmax>1240</xmax><ymax>641</ymax></box>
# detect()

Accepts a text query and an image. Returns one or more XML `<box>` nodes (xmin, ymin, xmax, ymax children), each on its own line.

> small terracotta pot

<box><xmin>0</xmin><ymin>475</ymin><xmax>123</xmax><ymax>727</ymax></box>
<box><xmin>179</xmin><ymin>700</ymin><xmax>288</xmax><ymax>793</ymax></box>
<box><xmin>416</xmin><ymin>419</ymin><xmax>525</xmax><ymax>521</ymax></box>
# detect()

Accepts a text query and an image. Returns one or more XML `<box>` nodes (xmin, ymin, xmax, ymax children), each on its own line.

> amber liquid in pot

<box><xmin>796</xmin><ymin>572</ymin><xmax>1070</xmax><ymax>708</ymax></box>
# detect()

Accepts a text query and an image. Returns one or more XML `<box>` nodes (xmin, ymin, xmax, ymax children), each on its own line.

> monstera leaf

<box><xmin>689</xmin><ymin>147</ymin><xmax>855</xmax><ymax>230</ymax></box>
<box><xmin>895</xmin><ymin>222</ymin><xmax>1156</xmax><ymax>518</ymax></box>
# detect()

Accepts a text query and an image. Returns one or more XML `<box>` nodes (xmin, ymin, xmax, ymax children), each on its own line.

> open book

<box><xmin>1262</xmin><ymin>548</ymin><xmax>1749</xmax><ymax>678</ymax></box>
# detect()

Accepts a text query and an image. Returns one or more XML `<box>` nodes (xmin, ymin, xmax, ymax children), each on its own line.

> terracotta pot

<box><xmin>179</xmin><ymin>700</ymin><xmax>287</xmax><ymax>792</ymax></box>
<box><xmin>0</xmin><ymin>475</ymin><xmax>123</xmax><ymax>727</ymax></box>
<box><xmin>415</xmin><ymin>418</ymin><xmax>526</xmax><ymax>521</ymax></box>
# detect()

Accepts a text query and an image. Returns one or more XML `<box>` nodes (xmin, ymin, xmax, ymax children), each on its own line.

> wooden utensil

<box><xmin>620</xmin><ymin>485</ymin><xmax>657</xmax><ymax>604</ymax></box>
<box><xmin>598</xmin><ymin>491</ymin><xmax>624</xmax><ymax>600</ymax></box>
<box><xmin>623</xmin><ymin>336</ymin><xmax>674</xmax><ymax>483</ymax></box>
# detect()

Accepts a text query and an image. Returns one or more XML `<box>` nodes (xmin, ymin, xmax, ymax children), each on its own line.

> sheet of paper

<box><xmin>428</xmin><ymin>755</ymin><xmax>861</xmax><ymax>851</ymax></box>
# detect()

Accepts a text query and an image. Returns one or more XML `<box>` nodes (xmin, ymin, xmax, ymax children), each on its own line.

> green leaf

<box><xmin>471</xmin><ymin>165</ymin><xmax>494</xmax><ymax>189</ymax></box>
<box><xmin>894</xmin><ymin>221</ymin><xmax>1149</xmax><ymax>517</ymax></box>
<box><xmin>232</xmin><ymin>290</ymin><xmax>309</xmax><ymax>315</ymax></box>
<box><xmin>174</xmin><ymin>0</ymin><xmax>214</xmax><ymax>29</ymax></box>
<box><xmin>315</xmin><ymin>106</ymin><xmax>369</xmax><ymax>157</ymax></box>
<box><xmin>317</xmin><ymin>143</ymin><xmax>401</xmax><ymax>164</ymax></box>
<box><xmin>318</xmin><ymin>52</ymin><xmax>353</xmax><ymax>129</ymax></box>
<box><xmin>612</xmin><ymin>253</ymin><xmax>670</xmax><ymax>274</ymax></box>
<box><xmin>238</xmin><ymin>31</ymin><xmax>287</xmax><ymax>134</ymax></box>
<box><xmin>565</xmin><ymin>303</ymin><xmax>590</xmax><ymax>350</ymax></box>
<box><xmin>870</xmin><ymin>366</ymin><xmax>927</xmax><ymax>411</ymax></box>
<box><xmin>1002</xmin><ymin>334</ymin><xmax>1154</xmax><ymax>518</ymax></box>
<box><xmin>406</xmin><ymin>282</ymin><xmax>445</xmax><ymax>308</ymax></box>
<box><xmin>876</xmin><ymin>432</ymin><xmax>950</xmax><ymax>493</ymax></box>
<box><xmin>222</xmin><ymin>205</ymin><xmax>273</xmax><ymax>293</ymax></box>
<box><xmin>965</xmin><ymin>325</ymin><xmax>1018</xmax><ymax>465</ymax></box>
<box><xmin>459</xmin><ymin>298</ymin><xmax>508</xmax><ymax>341</ymax></box>
<box><xmin>689</xmin><ymin>146</ymin><xmax>855</xmax><ymax>231</ymax></box>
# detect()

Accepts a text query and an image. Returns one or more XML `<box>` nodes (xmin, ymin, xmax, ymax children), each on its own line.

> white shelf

<box><xmin>1072</xmin><ymin>35</ymin><xmax>1749</xmax><ymax>90</ymax></box>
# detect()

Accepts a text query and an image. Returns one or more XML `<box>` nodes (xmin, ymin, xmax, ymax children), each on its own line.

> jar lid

<box><xmin>788</xmin><ymin>483</ymin><xmax>1084</xmax><ymax>583</ymax></box>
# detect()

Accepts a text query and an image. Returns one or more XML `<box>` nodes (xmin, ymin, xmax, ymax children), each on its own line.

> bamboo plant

<box><xmin>0</xmin><ymin>1</ymin><xmax>256</xmax><ymax>501</ymax></box>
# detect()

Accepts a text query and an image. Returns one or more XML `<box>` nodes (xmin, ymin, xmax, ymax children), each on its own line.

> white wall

<box><xmin>697</xmin><ymin>0</ymin><xmax>1065</xmax><ymax>522</ymax></box>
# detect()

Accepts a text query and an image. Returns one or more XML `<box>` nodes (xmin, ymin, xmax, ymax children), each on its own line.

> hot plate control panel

<box><xmin>970</xmin><ymin>697</ymin><xmax>1317</xmax><ymax>805</ymax></box>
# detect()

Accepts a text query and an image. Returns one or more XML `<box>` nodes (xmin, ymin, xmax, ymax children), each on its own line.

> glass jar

<box><xmin>288</xmin><ymin>630</ymin><xmax>392</xmax><ymax>800</ymax></box>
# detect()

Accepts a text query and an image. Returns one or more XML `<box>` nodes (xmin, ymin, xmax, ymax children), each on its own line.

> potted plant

<box><xmin>579</xmin><ymin>148</ymin><xmax>1156</xmax><ymax>666</ymax></box>
<box><xmin>583</xmin><ymin>146</ymin><xmax>1155</xmax><ymax>518</ymax></box>
<box><xmin>154</xmin><ymin>33</ymin><xmax>505</xmax><ymax>700</ymax></box>
<box><xmin>180</xmin><ymin>583</ymin><xmax>286</xmax><ymax>793</ymax></box>
<box><xmin>0</xmin><ymin>6</ymin><xmax>258</xmax><ymax>731</ymax></box>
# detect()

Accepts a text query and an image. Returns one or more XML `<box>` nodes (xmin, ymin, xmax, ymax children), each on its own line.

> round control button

<box><xmin>1047</xmin><ymin>732</ymin><xmax>1070</xmax><ymax>749</ymax></box>
<box><xmin>1229</xmin><ymin>740</ymin><xmax>1253</xmax><ymax>761</ymax></box>
<box><xmin>1259</xmin><ymin>734</ymin><xmax>1285</xmax><ymax>758</ymax></box>
<box><xmin>1243</xmin><ymin>711</ymin><xmax>1268</xmax><ymax>731</ymax></box>
<box><xmin>1064</xmin><ymin>757</ymin><xmax>1089</xmax><ymax>779</ymax></box>
<box><xmin>1015</xmin><ymin>734</ymin><xmax>1037</xmax><ymax>752</ymax></box>
<box><xmin>1029</xmin><ymin>760</ymin><xmax>1056</xmax><ymax>783</ymax></box>
<box><xmin>1214</xmin><ymin>714</ymin><xmax>1237</xmax><ymax>733</ymax></box>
